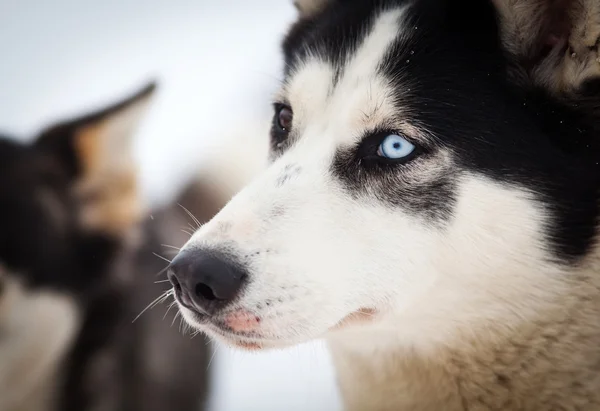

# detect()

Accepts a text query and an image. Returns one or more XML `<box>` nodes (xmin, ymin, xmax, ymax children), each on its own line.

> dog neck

<box><xmin>326</xmin><ymin>255</ymin><xmax>600</xmax><ymax>411</ymax></box>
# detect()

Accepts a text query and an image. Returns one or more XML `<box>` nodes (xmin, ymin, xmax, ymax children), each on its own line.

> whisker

<box><xmin>152</xmin><ymin>252</ymin><xmax>172</xmax><ymax>264</ymax></box>
<box><xmin>163</xmin><ymin>301</ymin><xmax>177</xmax><ymax>320</ymax></box>
<box><xmin>178</xmin><ymin>203</ymin><xmax>202</xmax><ymax>229</ymax></box>
<box><xmin>155</xmin><ymin>265</ymin><xmax>170</xmax><ymax>277</ymax></box>
<box><xmin>161</xmin><ymin>244</ymin><xmax>181</xmax><ymax>251</ymax></box>
<box><xmin>154</xmin><ymin>279</ymin><xmax>171</xmax><ymax>284</ymax></box>
<box><xmin>171</xmin><ymin>311</ymin><xmax>182</xmax><ymax>327</ymax></box>
<box><xmin>133</xmin><ymin>290</ymin><xmax>173</xmax><ymax>323</ymax></box>
<box><xmin>207</xmin><ymin>343</ymin><xmax>220</xmax><ymax>370</ymax></box>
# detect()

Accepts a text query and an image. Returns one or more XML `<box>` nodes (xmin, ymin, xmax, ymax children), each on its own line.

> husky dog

<box><xmin>0</xmin><ymin>83</ymin><xmax>211</xmax><ymax>411</ymax></box>
<box><xmin>169</xmin><ymin>0</ymin><xmax>600</xmax><ymax>409</ymax></box>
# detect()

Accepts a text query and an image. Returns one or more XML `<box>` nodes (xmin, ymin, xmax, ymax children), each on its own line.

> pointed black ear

<box><xmin>493</xmin><ymin>0</ymin><xmax>600</xmax><ymax>95</ymax></box>
<box><xmin>34</xmin><ymin>81</ymin><xmax>157</xmax><ymax>235</ymax></box>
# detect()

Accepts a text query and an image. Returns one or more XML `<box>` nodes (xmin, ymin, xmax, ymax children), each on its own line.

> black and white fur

<box><xmin>172</xmin><ymin>0</ymin><xmax>600</xmax><ymax>409</ymax></box>
<box><xmin>0</xmin><ymin>83</ymin><xmax>217</xmax><ymax>411</ymax></box>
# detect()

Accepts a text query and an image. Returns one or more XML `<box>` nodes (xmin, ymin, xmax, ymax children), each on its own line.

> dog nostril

<box><xmin>168</xmin><ymin>270</ymin><xmax>182</xmax><ymax>294</ymax></box>
<box><xmin>196</xmin><ymin>283</ymin><xmax>218</xmax><ymax>301</ymax></box>
<box><xmin>169</xmin><ymin>250</ymin><xmax>248</xmax><ymax>314</ymax></box>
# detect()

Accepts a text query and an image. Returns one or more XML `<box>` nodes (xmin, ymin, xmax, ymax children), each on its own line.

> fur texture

<box><xmin>491</xmin><ymin>0</ymin><xmax>600</xmax><ymax>108</ymax></box>
<box><xmin>173</xmin><ymin>0</ymin><xmax>600</xmax><ymax>410</ymax></box>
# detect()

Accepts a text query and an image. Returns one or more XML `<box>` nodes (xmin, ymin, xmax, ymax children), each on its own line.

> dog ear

<box><xmin>293</xmin><ymin>0</ymin><xmax>331</xmax><ymax>17</ymax></box>
<box><xmin>492</xmin><ymin>0</ymin><xmax>600</xmax><ymax>95</ymax></box>
<box><xmin>34</xmin><ymin>82</ymin><xmax>156</xmax><ymax>235</ymax></box>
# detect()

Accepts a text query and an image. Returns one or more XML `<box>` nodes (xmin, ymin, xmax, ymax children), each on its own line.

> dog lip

<box><xmin>205</xmin><ymin>321</ymin><xmax>265</xmax><ymax>342</ymax></box>
<box><xmin>199</xmin><ymin>323</ymin><xmax>265</xmax><ymax>350</ymax></box>
<box><xmin>223</xmin><ymin>309</ymin><xmax>261</xmax><ymax>333</ymax></box>
<box><xmin>201</xmin><ymin>319</ymin><xmax>299</xmax><ymax>350</ymax></box>
<box><xmin>234</xmin><ymin>341</ymin><xmax>263</xmax><ymax>351</ymax></box>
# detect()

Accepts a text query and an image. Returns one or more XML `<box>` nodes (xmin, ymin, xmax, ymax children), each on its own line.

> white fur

<box><xmin>0</xmin><ymin>270</ymin><xmax>80</xmax><ymax>411</ymax></box>
<box><xmin>177</xmin><ymin>7</ymin><xmax>573</xmax><ymax>405</ymax></box>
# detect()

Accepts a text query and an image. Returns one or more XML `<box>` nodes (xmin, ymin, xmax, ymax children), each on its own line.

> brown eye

<box><xmin>276</xmin><ymin>106</ymin><xmax>293</xmax><ymax>132</ymax></box>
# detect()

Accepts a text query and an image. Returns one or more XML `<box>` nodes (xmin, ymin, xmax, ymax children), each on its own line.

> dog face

<box><xmin>0</xmin><ymin>83</ymin><xmax>154</xmax><ymax>409</ymax></box>
<box><xmin>171</xmin><ymin>0</ymin><xmax>600</xmax><ymax>351</ymax></box>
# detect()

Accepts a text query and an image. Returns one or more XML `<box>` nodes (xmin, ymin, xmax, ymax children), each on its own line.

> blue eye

<box><xmin>377</xmin><ymin>134</ymin><xmax>415</xmax><ymax>159</ymax></box>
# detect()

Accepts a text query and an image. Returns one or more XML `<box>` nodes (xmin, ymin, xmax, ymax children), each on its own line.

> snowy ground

<box><xmin>0</xmin><ymin>1</ymin><xmax>342</xmax><ymax>410</ymax></box>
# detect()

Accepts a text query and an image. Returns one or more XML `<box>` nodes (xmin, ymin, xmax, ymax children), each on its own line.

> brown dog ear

<box><xmin>493</xmin><ymin>0</ymin><xmax>600</xmax><ymax>95</ymax></box>
<box><xmin>293</xmin><ymin>0</ymin><xmax>331</xmax><ymax>17</ymax></box>
<box><xmin>35</xmin><ymin>82</ymin><xmax>157</xmax><ymax>235</ymax></box>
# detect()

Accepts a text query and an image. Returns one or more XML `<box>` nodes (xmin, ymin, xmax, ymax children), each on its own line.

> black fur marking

<box><xmin>0</xmin><ymin>122</ymin><xmax>133</xmax><ymax>411</ymax></box>
<box><xmin>280</xmin><ymin>0</ymin><xmax>600</xmax><ymax>262</ymax></box>
<box><xmin>282</xmin><ymin>0</ymin><xmax>380</xmax><ymax>80</ymax></box>
<box><xmin>333</xmin><ymin>144</ymin><xmax>456</xmax><ymax>222</ymax></box>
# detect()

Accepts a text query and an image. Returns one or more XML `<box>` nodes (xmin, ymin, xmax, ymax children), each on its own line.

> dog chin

<box><xmin>178</xmin><ymin>302</ymin><xmax>378</xmax><ymax>352</ymax></box>
<box><xmin>177</xmin><ymin>304</ymin><xmax>286</xmax><ymax>352</ymax></box>
<box><xmin>239</xmin><ymin>309</ymin><xmax>378</xmax><ymax>351</ymax></box>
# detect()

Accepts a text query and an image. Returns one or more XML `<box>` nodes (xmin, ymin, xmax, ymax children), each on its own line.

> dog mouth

<box><xmin>173</xmin><ymin>293</ymin><xmax>274</xmax><ymax>350</ymax></box>
<box><xmin>173</xmin><ymin>286</ymin><xmax>379</xmax><ymax>350</ymax></box>
<box><xmin>199</xmin><ymin>316</ymin><xmax>279</xmax><ymax>351</ymax></box>
<box><xmin>202</xmin><ymin>322</ymin><xmax>269</xmax><ymax>350</ymax></box>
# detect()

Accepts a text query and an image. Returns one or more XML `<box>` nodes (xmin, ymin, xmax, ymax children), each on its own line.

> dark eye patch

<box><xmin>331</xmin><ymin>136</ymin><xmax>455</xmax><ymax>223</ymax></box>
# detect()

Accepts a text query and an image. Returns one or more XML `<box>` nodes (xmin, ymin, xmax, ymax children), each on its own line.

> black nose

<box><xmin>167</xmin><ymin>249</ymin><xmax>247</xmax><ymax>315</ymax></box>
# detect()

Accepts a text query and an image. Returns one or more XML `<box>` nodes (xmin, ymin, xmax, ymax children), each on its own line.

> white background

<box><xmin>0</xmin><ymin>1</ymin><xmax>342</xmax><ymax>410</ymax></box>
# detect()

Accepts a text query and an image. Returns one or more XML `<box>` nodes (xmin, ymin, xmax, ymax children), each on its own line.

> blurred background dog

<box><xmin>0</xmin><ymin>1</ymin><xmax>341</xmax><ymax>410</ymax></box>
<box><xmin>0</xmin><ymin>82</ymin><xmax>217</xmax><ymax>411</ymax></box>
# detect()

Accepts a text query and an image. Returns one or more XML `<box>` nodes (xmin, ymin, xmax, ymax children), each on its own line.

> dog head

<box><xmin>170</xmin><ymin>0</ymin><xmax>600</xmax><ymax>351</ymax></box>
<box><xmin>0</xmin><ymin>83</ymin><xmax>155</xmax><ymax>407</ymax></box>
